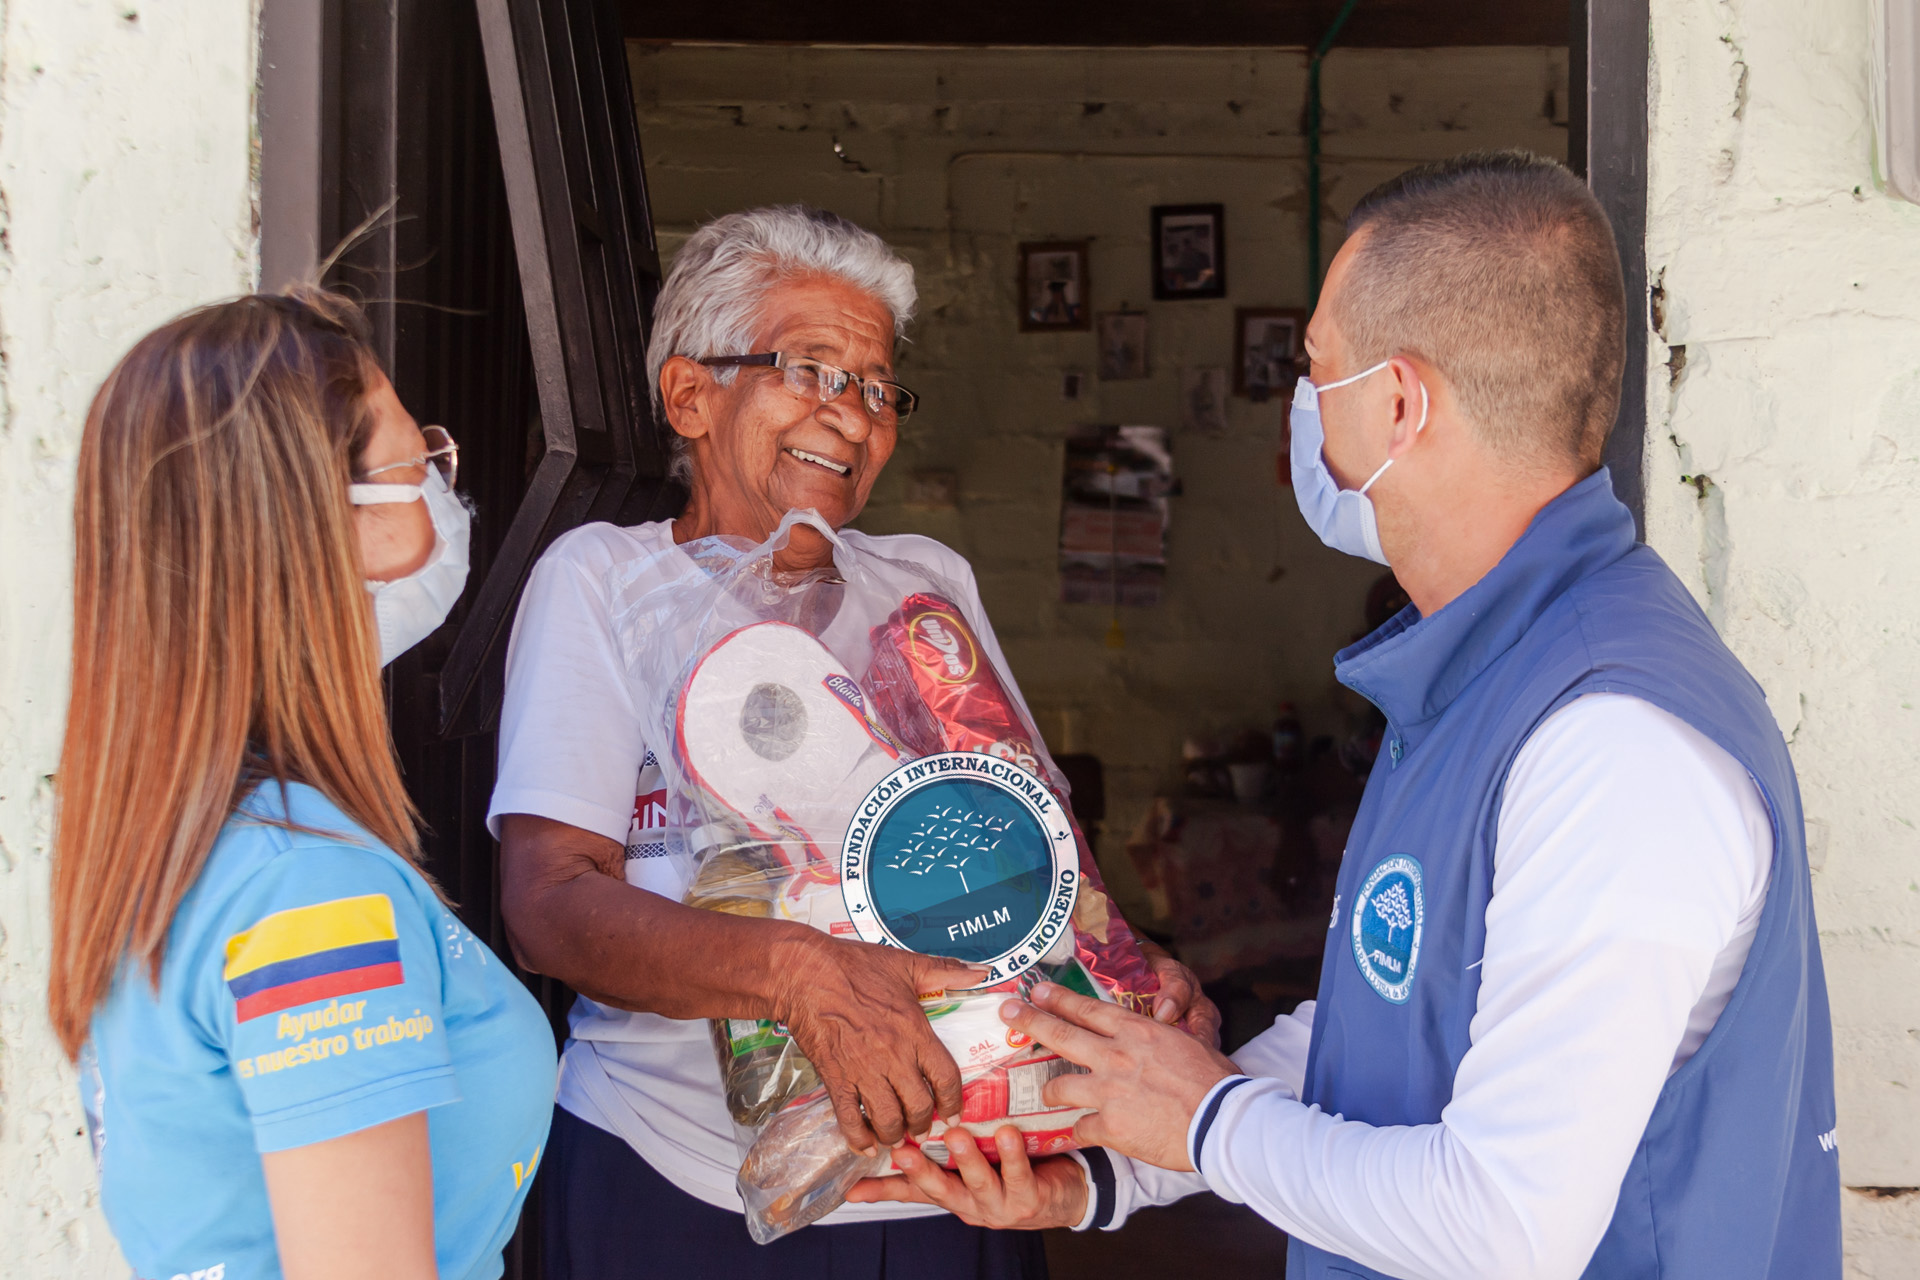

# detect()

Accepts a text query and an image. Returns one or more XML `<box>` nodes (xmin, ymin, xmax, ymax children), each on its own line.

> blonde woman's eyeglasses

<box><xmin>349</xmin><ymin>426</ymin><xmax>459</xmax><ymax>505</ymax></box>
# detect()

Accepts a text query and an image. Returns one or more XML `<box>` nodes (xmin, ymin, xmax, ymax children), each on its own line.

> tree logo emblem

<box><xmin>842</xmin><ymin>751</ymin><xmax>1079</xmax><ymax>986</ymax></box>
<box><xmin>1350</xmin><ymin>855</ymin><xmax>1424</xmax><ymax>1004</ymax></box>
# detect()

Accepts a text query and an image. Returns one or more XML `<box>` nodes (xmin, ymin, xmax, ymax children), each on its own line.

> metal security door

<box><xmin>452</xmin><ymin>6</ymin><xmax>671</xmax><ymax>1271</ymax></box>
<box><xmin>453</xmin><ymin>0</ymin><xmax>672</xmax><ymax>740</ymax></box>
<box><xmin>306</xmin><ymin>1</ymin><xmax>670</xmax><ymax>1273</ymax></box>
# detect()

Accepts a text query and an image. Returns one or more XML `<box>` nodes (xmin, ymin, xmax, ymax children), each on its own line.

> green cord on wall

<box><xmin>1308</xmin><ymin>0</ymin><xmax>1365</xmax><ymax>309</ymax></box>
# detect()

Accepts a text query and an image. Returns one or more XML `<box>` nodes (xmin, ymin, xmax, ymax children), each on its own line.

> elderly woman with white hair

<box><xmin>488</xmin><ymin>206</ymin><xmax>1209</xmax><ymax>1279</ymax></box>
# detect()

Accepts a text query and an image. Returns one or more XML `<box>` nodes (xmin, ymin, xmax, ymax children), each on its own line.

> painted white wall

<box><xmin>0</xmin><ymin>1</ymin><xmax>257</xmax><ymax>1274</ymax></box>
<box><xmin>1644</xmin><ymin>0</ymin><xmax>1920</xmax><ymax>1270</ymax></box>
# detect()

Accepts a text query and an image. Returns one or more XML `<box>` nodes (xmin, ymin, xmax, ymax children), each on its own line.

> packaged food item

<box><xmin>737</xmin><ymin>1088</ymin><xmax>891</xmax><ymax>1245</ymax></box>
<box><xmin>868</xmin><ymin>593</ymin><xmax>1162</xmax><ymax>1015</ymax></box>
<box><xmin>687</xmin><ymin>844</ymin><xmax>840</xmax><ymax>1130</ymax></box>
<box><xmin>913</xmin><ymin>1053</ymin><xmax>1085</xmax><ymax>1167</ymax></box>
<box><xmin>607</xmin><ymin>512</ymin><xmax>1167</xmax><ymax>1243</ymax></box>
<box><xmin>898</xmin><ymin>960</ymin><xmax>1097</xmax><ymax>1168</ymax></box>
<box><xmin>733</xmin><ymin>955</ymin><xmax>1098</xmax><ymax>1236</ymax></box>
<box><xmin>713</xmin><ymin>1016</ymin><xmax>820</xmax><ymax>1129</ymax></box>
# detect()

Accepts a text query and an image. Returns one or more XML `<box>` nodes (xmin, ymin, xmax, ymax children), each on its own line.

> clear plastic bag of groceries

<box><xmin>609</xmin><ymin>510</ymin><xmax>1162</xmax><ymax>1245</ymax></box>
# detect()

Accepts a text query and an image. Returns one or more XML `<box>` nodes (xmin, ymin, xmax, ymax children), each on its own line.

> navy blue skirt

<box><xmin>541</xmin><ymin>1105</ymin><xmax>1051</xmax><ymax>1280</ymax></box>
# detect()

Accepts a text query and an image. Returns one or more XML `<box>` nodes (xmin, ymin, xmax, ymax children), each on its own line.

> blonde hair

<box><xmin>48</xmin><ymin>287</ymin><xmax>427</xmax><ymax>1059</ymax></box>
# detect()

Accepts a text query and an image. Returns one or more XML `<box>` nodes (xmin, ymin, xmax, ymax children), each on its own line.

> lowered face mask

<box><xmin>1288</xmin><ymin>361</ymin><xmax>1428</xmax><ymax>565</ymax></box>
<box><xmin>351</xmin><ymin>467</ymin><xmax>472</xmax><ymax>666</ymax></box>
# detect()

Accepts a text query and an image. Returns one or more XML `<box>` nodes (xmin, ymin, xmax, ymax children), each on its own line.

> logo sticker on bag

<box><xmin>1351</xmin><ymin>855</ymin><xmax>1423</xmax><ymax>1004</ymax></box>
<box><xmin>909</xmin><ymin>609</ymin><xmax>980</xmax><ymax>684</ymax></box>
<box><xmin>842</xmin><ymin>751</ymin><xmax>1078</xmax><ymax>986</ymax></box>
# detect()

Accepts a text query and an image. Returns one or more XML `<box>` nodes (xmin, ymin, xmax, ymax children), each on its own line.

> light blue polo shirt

<box><xmin>84</xmin><ymin>781</ymin><xmax>557</xmax><ymax>1280</ymax></box>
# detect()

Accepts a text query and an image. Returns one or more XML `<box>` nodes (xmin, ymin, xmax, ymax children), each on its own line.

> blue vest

<box><xmin>1289</xmin><ymin>471</ymin><xmax>1840</xmax><ymax>1280</ymax></box>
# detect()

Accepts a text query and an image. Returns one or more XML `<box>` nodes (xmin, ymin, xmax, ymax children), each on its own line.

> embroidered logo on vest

<box><xmin>1351</xmin><ymin>855</ymin><xmax>1423</xmax><ymax>1004</ymax></box>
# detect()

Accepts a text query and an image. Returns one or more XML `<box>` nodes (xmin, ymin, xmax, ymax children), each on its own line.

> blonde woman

<box><xmin>49</xmin><ymin>290</ymin><xmax>555</xmax><ymax>1280</ymax></box>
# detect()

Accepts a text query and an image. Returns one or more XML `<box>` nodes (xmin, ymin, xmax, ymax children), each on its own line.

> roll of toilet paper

<box><xmin>676</xmin><ymin>622</ymin><xmax>898</xmax><ymax>865</ymax></box>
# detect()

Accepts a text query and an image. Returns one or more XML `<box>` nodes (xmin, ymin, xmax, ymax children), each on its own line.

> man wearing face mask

<box><xmin>856</xmin><ymin>151</ymin><xmax>1842</xmax><ymax>1280</ymax></box>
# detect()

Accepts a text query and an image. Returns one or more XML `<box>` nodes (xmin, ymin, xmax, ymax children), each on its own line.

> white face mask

<box><xmin>351</xmin><ymin>467</ymin><xmax>472</xmax><ymax>666</ymax></box>
<box><xmin>1288</xmin><ymin>360</ymin><xmax>1428</xmax><ymax>565</ymax></box>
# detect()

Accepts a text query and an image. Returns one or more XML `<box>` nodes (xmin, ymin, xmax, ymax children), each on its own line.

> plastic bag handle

<box><xmin>766</xmin><ymin>508</ymin><xmax>865</xmax><ymax>582</ymax></box>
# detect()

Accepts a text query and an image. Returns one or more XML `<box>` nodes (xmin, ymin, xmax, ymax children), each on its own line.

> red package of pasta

<box><xmin>868</xmin><ymin>593</ymin><xmax>1162</xmax><ymax>1015</ymax></box>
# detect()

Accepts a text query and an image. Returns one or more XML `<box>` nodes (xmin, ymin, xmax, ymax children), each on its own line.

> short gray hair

<box><xmin>648</xmin><ymin>205</ymin><xmax>917</xmax><ymax>484</ymax></box>
<box><xmin>1339</xmin><ymin>150</ymin><xmax>1625</xmax><ymax>472</ymax></box>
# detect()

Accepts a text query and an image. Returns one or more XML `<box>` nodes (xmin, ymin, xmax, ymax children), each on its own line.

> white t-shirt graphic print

<box><xmin>626</xmin><ymin>750</ymin><xmax>671</xmax><ymax>865</ymax></box>
<box><xmin>487</xmin><ymin>518</ymin><xmax>1037</xmax><ymax>1218</ymax></box>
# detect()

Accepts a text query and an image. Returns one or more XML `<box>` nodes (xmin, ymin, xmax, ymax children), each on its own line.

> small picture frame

<box><xmin>1019</xmin><ymin>241</ymin><xmax>1092</xmax><ymax>332</ymax></box>
<box><xmin>1235</xmin><ymin>307</ymin><xmax>1308</xmax><ymax>401</ymax></box>
<box><xmin>1151</xmin><ymin>204</ymin><xmax>1227</xmax><ymax>301</ymax></box>
<box><xmin>1181</xmin><ymin>367</ymin><xmax>1229</xmax><ymax>436</ymax></box>
<box><xmin>1097</xmin><ymin>310</ymin><xmax>1150</xmax><ymax>380</ymax></box>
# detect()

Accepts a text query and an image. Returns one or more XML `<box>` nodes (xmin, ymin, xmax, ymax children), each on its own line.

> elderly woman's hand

<box><xmin>844</xmin><ymin>1125</ymin><xmax>1089</xmax><ymax>1230</ymax></box>
<box><xmin>1139</xmin><ymin>938</ymin><xmax>1223</xmax><ymax>1048</ymax></box>
<box><xmin>772</xmin><ymin>934</ymin><xmax>988</xmax><ymax>1153</ymax></box>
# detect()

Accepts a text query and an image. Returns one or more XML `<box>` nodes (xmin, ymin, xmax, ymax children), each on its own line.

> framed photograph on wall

<box><xmin>1059</xmin><ymin>425</ymin><xmax>1174</xmax><ymax>608</ymax></box>
<box><xmin>1151</xmin><ymin>204</ymin><xmax>1226</xmax><ymax>300</ymax></box>
<box><xmin>1097</xmin><ymin>310</ymin><xmax>1150</xmax><ymax>379</ymax></box>
<box><xmin>1019</xmin><ymin>240</ymin><xmax>1091</xmax><ymax>331</ymax></box>
<box><xmin>1235</xmin><ymin>306</ymin><xmax>1308</xmax><ymax>400</ymax></box>
<box><xmin>1180</xmin><ymin>367</ymin><xmax>1229</xmax><ymax>436</ymax></box>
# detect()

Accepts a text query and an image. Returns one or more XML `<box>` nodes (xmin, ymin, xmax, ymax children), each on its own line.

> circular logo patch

<box><xmin>842</xmin><ymin>752</ymin><xmax>1077</xmax><ymax>985</ymax></box>
<box><xmin>1351</xmin><ymin>854</ymin><xmax>1423</xmax><ymax>1004</ymax></box>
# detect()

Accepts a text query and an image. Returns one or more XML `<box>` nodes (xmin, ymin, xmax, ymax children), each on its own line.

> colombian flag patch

<box><xmin>225</xmin><ymin>894</ymin><xmax>404</xmax><ymax>1022</ymax></box>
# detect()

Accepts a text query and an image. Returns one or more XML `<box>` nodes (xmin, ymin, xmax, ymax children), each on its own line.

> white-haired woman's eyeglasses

<box><xmin>700</xmin><ymin>352</ymin><xmax>918</xmax><ymax>421</ymax></box>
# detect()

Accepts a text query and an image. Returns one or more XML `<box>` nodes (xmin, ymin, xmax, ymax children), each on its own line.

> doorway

<box><xmin>258</xmin><ymin>3</ymin><xmax>1646</xmax><ymax>1276</ymax></box>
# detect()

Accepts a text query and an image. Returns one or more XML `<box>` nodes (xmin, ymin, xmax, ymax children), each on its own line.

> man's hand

<box><xmin>773</xmin><ymin>934</ymin><xmax>987</xmax><ymax>1155</ymax></box>
<box><xmin>845</xmin><ymin>1126</ymin><xmax>1089</xmax><ymax>1230</ymax></box>
<box><xmin>1008</xmin><ymin>981</ymin><xmax>1239</xmax><ymax>1172</ymax></box>
<box><xmin>1139</xmin><ymin>939</ymin><xmax>1223</xmax><ymax>1047</ymax></box>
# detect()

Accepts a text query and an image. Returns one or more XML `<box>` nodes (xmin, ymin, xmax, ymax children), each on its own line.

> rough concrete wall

<box><xmin>0</xmin><ymin>1</ymin><xmax>257</xmax><ymax>1273</ymax></box>
<box><xmin>1643</xmin><ymin>2</ymin><xmax>1920</xmax><ymax>1271</ymax></box>
<box><xmin>629</xmin><ymin>45</ymin><xmax>1567</xmax><ymax>884</ymax></box>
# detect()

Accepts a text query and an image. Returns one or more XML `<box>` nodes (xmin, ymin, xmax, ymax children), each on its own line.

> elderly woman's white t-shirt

<box><xmin>487</xmin><ymin>518</ymin><xmax>1040</xmax><ymax>1219</ymax></box>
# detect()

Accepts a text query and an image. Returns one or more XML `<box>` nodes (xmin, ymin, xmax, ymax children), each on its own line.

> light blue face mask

<box><xmin>1288</xmin><ymin>360</ymin><xmax>1428</xmax><ymax>565</ymax></box>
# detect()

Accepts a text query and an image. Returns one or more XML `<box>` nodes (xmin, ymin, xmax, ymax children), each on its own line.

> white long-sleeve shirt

<box><xmin>1080</xmin><ymin>694</ymin><xmax>1773</xmax><ymax>1280</ymax></box>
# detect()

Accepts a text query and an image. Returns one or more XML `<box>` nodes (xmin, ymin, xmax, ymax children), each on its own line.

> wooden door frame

<box><xmin>1570</xmin><ymin>0</ymin><xmax>1650</xmax><ymax>534</ymax></box>
<box><xmin>254</xmin><ymin>6</ymin><xmax>1651</xmax><ymax>1275</ymax></box>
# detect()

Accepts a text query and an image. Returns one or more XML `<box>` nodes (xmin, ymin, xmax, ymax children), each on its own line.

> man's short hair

<box><xmin>1337</xmin><ymin>150</ymin><xmax>1626</xmax><ymax>472</ymax></box>
<box><xmin>648</xmin><ymin>205</ymin><xmax>917</xmax><ymax>484</ymax></box>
